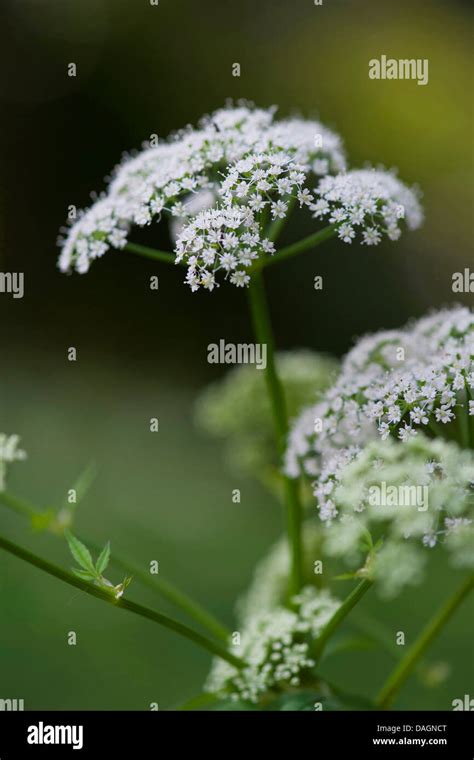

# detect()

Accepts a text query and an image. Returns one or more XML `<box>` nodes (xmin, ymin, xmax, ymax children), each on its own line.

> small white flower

<box><xmin>230</xmin><ymin>271</ymin><xmax>250</xmax><ymax>288</ymax></box>
<box><xmin>271</xmin><ymin>200</ymin><xmax>288</xmax><ymax>219</ymax></box>
<box><xmin>338</xmin><ymin>224</ymin><xmax>355</xmax><ymax>243</ymax></box>
<box><xmin>362</xmin><ymin>227</ymin><xmax>381</xmax><ymax>246</ymax></box>
<box><xmin>0</xmin><ymin>433</ymin><xmax>27</xmax><ymax>492</ymax></box>
<box><xmin>435</xmin><ymin>405</ymin><xmax>454</xmax><ymax>424</ymax></box>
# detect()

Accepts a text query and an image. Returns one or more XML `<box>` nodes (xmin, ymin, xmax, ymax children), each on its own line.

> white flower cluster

<box><xmin>175</xmin><ymin>204</ymin><xmax>270</xmax><ymax>290</ymax></box>
<box><xmin>206</xmin><ymin>586</ymin><xmax>339</xmax><ymax>704</ymax></box>
<box><xmin>59</xmin><ymin>104</ymin><xmax>425</xmax><ymax>289</ymax></box>
<box><xmin>310</xmin><ymin>169</ymin><xmax>423</xmax><ymax>245</ymax></box>
<box><xmin>320</xmin><ymin>436</ymin><xmax>474</xmax><ymax>597</ymax></box>
<box><xmin>285</xmin><ymin>307</ymin><xmax>474</xmax><ymax>501</ymax></box>
<box><xmin>58</xmin><ymin>104</ymin><xmax>346</xmax><ymax>280</ymax></box>
<box><xmin>0</xmin><ymin>433</ymin><xmax>26</xmax><ymax>491</ymax></box>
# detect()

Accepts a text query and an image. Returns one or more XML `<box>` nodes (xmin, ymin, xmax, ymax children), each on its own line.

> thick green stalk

<box><xmin>124</xmin><ymin>242</ymin><xmax>179</xmax><ymax>266</ymax></box>
<box><xmin>0</xmin><ymin>533</ymin><xmax>244</xmax><ymax>669</ymax></box>
<box><xmin>376</xmin><ymin>573</ymin><xmax>474</xmax><ymax>709</ymax></box>
<box><xmin>247</xmin><ymin>270</ymin><xmax>303</xmax><ymax>595</ymax></box>
<box><xmin>313</xmin><ymin>578</ymin><xmax>373</xmax><ymax>660</ymax></box>
<box><xmin>0</xmin><ymin>491</ymin><xmax>230</xmax><ymax>642</ymax></box>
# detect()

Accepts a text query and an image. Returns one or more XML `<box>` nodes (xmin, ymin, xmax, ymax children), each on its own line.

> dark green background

<box><xmin>0</xmin><ymin>0</ymin><xmax>472</xmax><ymax>709</ymax></box>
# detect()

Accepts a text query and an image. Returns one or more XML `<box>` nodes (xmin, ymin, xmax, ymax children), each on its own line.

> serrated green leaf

<box><xmin>112</xmin><ymin>576</ymin><xmax>132</xmax><ymax>599</ymax></box>
<box><xmin>95</xmin><ymin>541</ymin><xmax>110</xmax><ymax>575</ymax></box>
<box><xmin>72</xmin><ymin>568</ymin><xmax>96</xmax><ymax>581</ymax></box>
<box><xmin>65</xmin><ymin>530</ymin><xmax>96</xmax><ymax>573</ymax></box>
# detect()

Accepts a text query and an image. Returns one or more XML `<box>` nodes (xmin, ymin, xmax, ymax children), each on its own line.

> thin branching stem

<box><xmin>247</xmin><ymin>270</ymin><xmax>303</xmax><ymax>595</ymax></box>
<box><xmin>254</xmin><ymin>224</ymin><xmax>338</xmax><ymax>271</ymax></box>
<box><xmin>376</xmin><ymin>573</ymin><xmax>474</xmax><ymax>709</ymax></box>
<box><xmin>124</xmin><ymin>242</ymin><xmax>179</xmax><ymax>266</ymax></box>
<box><xmin>313</xmin><ymin>578</ymin><xmax>373</xmax><ymax>660</ymax></box>
<box><xmin>0</xmin><ymin>533</ymin><xmax>244</xmax><ymax>669</ymax></box>
<box><xmin>0</xmin><ymin>491</ymin><xmax>230</xmax><ymax>642</ymax></box>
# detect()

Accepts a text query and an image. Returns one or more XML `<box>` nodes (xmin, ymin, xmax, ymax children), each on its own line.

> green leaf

<box><xmin>361</xmin><ymin>528</ymin><xmax>374</xmax><ymax>552</ymax></box>
<box><xmin>112</xmin><ymin>576</ymin><xmax>132</xmax><ymax>599</ymax></box>
<box><xmin>65</xmin><ymin>530</ymin><xmax>96</xmax><ymax>574</ymax></box>
<box><xmin>71</xmin><ymin>568</ymin><xmax>96</xmax><ymax>581</ymax></box>
<box><xmin>95</xmin><ymin>541</ymin><xmax>110</xmax><ymax>575</ymax></box>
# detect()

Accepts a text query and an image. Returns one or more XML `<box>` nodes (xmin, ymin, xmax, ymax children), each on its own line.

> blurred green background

<box><xmin>0</xmin><ymin>0</ymin><xmax>472</xmax><ymax>709</ymax></box>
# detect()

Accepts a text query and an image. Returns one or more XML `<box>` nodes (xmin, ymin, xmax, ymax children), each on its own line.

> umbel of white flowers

<box><xmin>285</xmin><ymin>306</ymin><xmax>474</xmax><ymax>491</ymax></box>
<box><xmin>320</xmin><ymin>435</ymin><xmax>474</xmax><ymax>598</ymax></box>
<box><xmin>58</xmin><ymin>104</ymin><xmax>423</xmax><ymax>290</ymax></box>
<box><xmin>206</xmin><ymin>586</ymin><xmax>340</xmax><ymax>703</ymax></box>
<box><xmin>0</xmin><ymin>433</ymin><xmax>26</xmax><ymax>491</ymax></box>
<box><xmin>283</xmin><ymin>306</ymin><xmax>474</xmax><ymax>596</ymax></box>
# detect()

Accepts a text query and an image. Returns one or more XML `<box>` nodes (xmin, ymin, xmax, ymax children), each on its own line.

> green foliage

<box><xmin>65</xmin><ymin>530</ymin><xmax>95</xmax><ymax>573</ymax></box>
<box><xmin>65</xmin><ymin>530</ymin><xmax>131</xmax><ymax>600</ymax></box>
<box><xmin>95</xmin><ymin>541</ymin><xmax>111</xmax><ymax>575</ymax></box>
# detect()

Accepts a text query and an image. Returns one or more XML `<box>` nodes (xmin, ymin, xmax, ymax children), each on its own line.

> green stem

<box><xmin>124</xmin><ymin>242</ymin><xmax>179</xmax><ymax>266</ymax></box>
<box><xmin>93</xmin><ymin>549</ymin><xmax>230</xmax><ymax>642</ymax></box>
<box><xmin>376</xmin><ymin>573</ymin><xmax>474</xmax><ymax>709</ymax></box>
<box><xmin>0</xmin><ymin>491</ymin><xmax>33</xmax><ymax>518</ymax></box>
<box><xmin>247</xmin><ymin>270</ymin><xmax>303</xmax><ymax>596</ymax></box>
<box><xmin>254</xmin><ymin>224</ymin><xmax>337</xmax><ymax>271</ymax></box>
<box><xmin>0</xmin><ymin>533</ymin><xmax>244</xmax><ymax>669</ymax></box>
<box><xmin>0</xmin><ymin>491</ymin><xmax>230</xmax><ymax>642</ymax></box>
<box><xmin>313</xmin><ymin>578</ymin><xmax>373</xmax><ymax>660</ymax></box>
